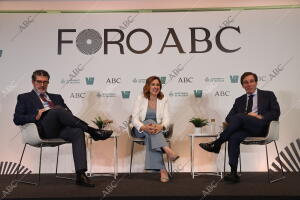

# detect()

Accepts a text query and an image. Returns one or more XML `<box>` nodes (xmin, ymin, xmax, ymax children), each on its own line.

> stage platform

<box><xmin>0</xmin><ymin>172</ymin><xmax>299</xmax><ymax>200</ymax></box>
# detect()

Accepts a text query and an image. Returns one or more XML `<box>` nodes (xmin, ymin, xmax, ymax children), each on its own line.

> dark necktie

<box><xmin>246</xmin><ymin>94</ymin><xmax>254</xmax><ymax>113</ymax></box>
<box><xmin>40</xmin><ymin>93</ymin><xmax>54</xmax><ymax>108</ymax></box>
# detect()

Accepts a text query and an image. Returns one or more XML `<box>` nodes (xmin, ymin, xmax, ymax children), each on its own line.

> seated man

<box><xmin>13</xmin><ymin>69</ymin><xmax>112</xmax><ymax>187</ymax></box>
<box><xmin>199</xmin><ymin>72</ymin><xmax>280</xmax><ymax>183</ymax></box>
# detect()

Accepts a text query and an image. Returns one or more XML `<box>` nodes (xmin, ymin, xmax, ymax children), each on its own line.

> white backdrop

<box><xmin>0</xmin><ymin>8</ymin><xmax>299</xmax><ymax>174</ymax></box>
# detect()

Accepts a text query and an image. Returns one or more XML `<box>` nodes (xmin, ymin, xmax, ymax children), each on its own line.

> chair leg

<box><xmin>55</xmin><ymin>146</ymin><xmax>60</xmax><ymax>176</ymax></box>
<box><xmin>55</xmin><ymin>145</ymin><xmax>75</xmax><ymax>181</ymax></box>
<box><xmin>264</xmin><ymin>142</ymin><xmax>286</xmax><ymax>183</ymax></box>
<box><xmin>89</xmin><ymin>137</ymin><xmax>92</xmax><ymax>177</ymax></box>
<box><xmin>167</xmin><ymin>159</ymin><xmax>170</xmax><ymax>175</ymax></box>
<box><xmin>267</xmin><ymin>141</ymin><xmax>286</xmax><ymax>183</ymax></box>
<box><xmin>15</xmin><ymin>144</ymin><xmax>27</xmax><ymax>178</ymax></box>
<box><xmin>170</xmin><ymin>160</ymin><xmax>173</xmax><ymax>177</ymax></box>
<box><xmin>15</xmin><ymin>144</ymin><xmax>37</xmax><ymax>186</ymax></box>
<box><xmin>129</xmin><ymin>141</ymin><xmax>134</xmax><ymax>176</ymax></box>
<box><xmin>223</xmin><ymin>142</ymin><xmax>227</xmax><ymax>173</ymax></box>
<box><xmin>15</xmin><ymin>144</ymin><xmax>29</xmax><ymax>184</ymax></box>
<box><xmin>166</xmin><ymin>142</ymin><xmax>170</xmax><ymax>174</ymax></box>
<box><xmin>168</xmin><ymin>141</ymin><xmax>173</xmax><ymax>177</ymax></box>
<box><xmin>274</xmin><ymin>141</ymin><xmax>285</xmax><ymax>177</ymax></box>
<box><xmin>265</xmin><ymin>144</ymin><xmax>271</xmax><ymax>182</ymax></box>
<box><xmin>114</xmin><ymin>137</ymin><xmax>118</xmax><ymax>179</ymax></box>
<box><xmin>239</xmin><ymin>154</ymin><xmax>242</xmax><ymax>175</ymax></box>
<box><xmin>38</xmin><ymin>145</ymin><xmax>43</xmax><ymax>185</ymax></box>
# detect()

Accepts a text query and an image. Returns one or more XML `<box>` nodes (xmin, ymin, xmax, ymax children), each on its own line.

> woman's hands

<box><xmin>153</xmin><ymin>124</ymin><xmax>163</xmax><ymax>133</ymax></box>
<box><xmin>141</xmin><ymin>124</ymin><xmax>164</xmax><ymax>134</ymax></box>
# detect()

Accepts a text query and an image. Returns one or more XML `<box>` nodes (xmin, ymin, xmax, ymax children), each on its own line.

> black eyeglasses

<box><xmin>35</xmin><ymin>80</ymin><xmax>49</xmax><ymax>85</ymax></box>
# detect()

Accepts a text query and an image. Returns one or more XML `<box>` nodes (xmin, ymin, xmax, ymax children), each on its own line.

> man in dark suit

<box><xmin>199</xmin><ymin>72</ymin><xmax>280</xmax><ymax>183</ymax></box>
<box><xmin>13</xmin><ymin>69</ymin><xmax>112</xmax><ymax>187</ymax></box>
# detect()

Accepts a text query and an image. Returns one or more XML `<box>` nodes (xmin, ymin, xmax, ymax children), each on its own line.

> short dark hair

<box><xmin>32</xmin><ymin>70</ymin><xmax>50</xmax><ymax>81</ymax></box>
<box><xmin>240</xmin><ymin>72</ymin><xmax>257</xmax><ymax>85</ymax></box>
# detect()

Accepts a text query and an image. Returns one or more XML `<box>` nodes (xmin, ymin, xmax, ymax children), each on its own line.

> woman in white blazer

<box><xmin>132</xmin><ymin>76</ymin><xmax>179</xmax><ymax>183</ymax></box>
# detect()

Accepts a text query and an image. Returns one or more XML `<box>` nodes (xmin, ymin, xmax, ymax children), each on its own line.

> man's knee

<box><xmin>226</xmin><ymin>114</ymin><xmax>243</xmax><ymax>125</ymax></box>
<box><xmin>47</xmin><ymin>107</ymin><xmax>64</xmax><ymax>116</ymax></box>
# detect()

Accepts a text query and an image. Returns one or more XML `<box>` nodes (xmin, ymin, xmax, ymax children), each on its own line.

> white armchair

<box><xmin>16</xmin><ymin>123</ymin><xmax>73</xmax><ymax>185</ymax></box>
<box><xmin>223</xmin><ymin>121</ymin><xmax>285</xmax><ymax>183</ymax></box>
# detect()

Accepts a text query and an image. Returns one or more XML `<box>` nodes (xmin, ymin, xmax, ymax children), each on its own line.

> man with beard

<box><xmin>13</xmin><ymin>69</ymin><xmax>112</xmax><ymax>187</ymax></box>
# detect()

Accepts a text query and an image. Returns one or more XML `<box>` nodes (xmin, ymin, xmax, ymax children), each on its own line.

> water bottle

<box><xmin>210</xmin><ymin>119</ymin><xmax>216</xmax><ymax>134</ymax></box>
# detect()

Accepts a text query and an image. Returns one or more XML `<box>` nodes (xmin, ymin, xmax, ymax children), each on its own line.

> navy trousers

<box><xmin>217</xmin><ymin>113</ymin><xmax>268</xmax><ymax>171</ymax></box>
<box><xmin>39</xmin><ymin>108</ymin><xmax>88</xmax><ymax>173</ymax></box>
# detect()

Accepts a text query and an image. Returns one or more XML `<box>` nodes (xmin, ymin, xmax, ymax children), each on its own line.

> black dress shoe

<box><xmin>76</xmin><ymin>173</ymin><xmax>95</xmax><ymax>187</ymax></box>
<box><xmin>199</xmin><ymin>142</ymin><xmax>221</xmax><ymax>154</ymax></box>
<box><xmin>90</xmin><ymin>129</ymin><xmax>113</xmax><ymax>141</ymax></box>
<box><xmin>224</xmin><ymin>172</ymin><xmax>240</xmax><ymax>183</ymax></box>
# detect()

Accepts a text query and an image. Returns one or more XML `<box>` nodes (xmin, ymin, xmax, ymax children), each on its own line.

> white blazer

<box><xmin>132</xmin><ymin>93</ymin><xmax>170</xmax><ymax>132</ymax></box>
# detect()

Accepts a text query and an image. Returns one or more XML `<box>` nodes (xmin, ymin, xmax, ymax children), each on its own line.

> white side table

<box><xmin>87</xmin><ymin>132</ymin><xmax>119</xmax><ymax>179</ymax></box>
<box><xmin>188</xmin><ymin>133</ymin><xmax>223</xmax><ymax>179</ymax></box>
